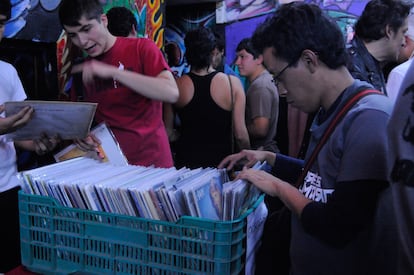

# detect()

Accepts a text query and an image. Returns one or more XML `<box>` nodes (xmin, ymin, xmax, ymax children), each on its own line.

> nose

<box><xmin>235</xmin><ymin>56</ymin><xmax>241</xmax><ymax>65</ymax></box>
<box><xmin>402</xmin><ymin>35</ymin><xmax>408</xmax><ymax>48</ymax></box>
<box><xmin>77</xmin><ymin>33</ymin><xmax>89</xmax><ymax>47</ymax></box>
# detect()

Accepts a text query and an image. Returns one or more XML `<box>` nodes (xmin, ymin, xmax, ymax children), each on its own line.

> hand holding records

<box><xmin>4</xmin><ymin>100</ymin><xmax>97</xmax><ymax>140</ymax></box>
<box><xmin>54</xmin><ymin>122</ymin><xmax>128</xmax><ymax>165</ymax></box>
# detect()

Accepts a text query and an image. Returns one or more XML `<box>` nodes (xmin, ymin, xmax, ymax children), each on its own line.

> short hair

<box><xmin>107</xmin><ymin>6</ymin><xmax>137</xmax><ymax>37</ymax></box>
<box><xmin>58</xmin><ymin>0</ymin><xmax>103</xmax><ymax>27</ymax></box>
<box><xmin>213</xmin><ymin>31</ymin><xmax>225</xmax><ymax>51</ymax></box>
<box><xmin>251</xmin><ymin>2</ymin><xmax>347</xmax><ymax>69</ymax></box>
<box><xmin>184</xmin><ymin>27</ymin><xmax>216</xmax><ymax>70</ymax></box>
<box><xmin>236</xmin><ymin>38</ymin><xmax>260</xmax><ymax>59</ymax></box>
<box><xmin>355</xmin><ymin>0</ymin><xmax>411</xmax><ymax>42</ymax></box>
<box><xmin>0</xmin><ymin>0</ymin><xmax>11</xmax><ymax>20</ymax></box>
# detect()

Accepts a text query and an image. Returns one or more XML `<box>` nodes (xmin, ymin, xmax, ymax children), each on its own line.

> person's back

<box><xmin>235</xmin><ymin>38</ymin><xmax>279</xmax><ymax>152</ymax></box>
<box><xmin>173</xmin><ymin>27</ymin><xmax>250</xmax><ymax>168</ymax></box>
<box><xmin>175</xmin><ymin>71</ymin><xmax>232</xmax><ymax>168</ymax></box>
<box><xmin>347</xmin><ymin>0</ymin><xmax>410</xmax><ymax>95</ymax></box>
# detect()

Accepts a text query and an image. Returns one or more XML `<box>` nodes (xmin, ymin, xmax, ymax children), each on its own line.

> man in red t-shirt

<box><xmin>58</xmin><ymin>0</ymin><xmax>178</xmax><ymax>168</ymax></box>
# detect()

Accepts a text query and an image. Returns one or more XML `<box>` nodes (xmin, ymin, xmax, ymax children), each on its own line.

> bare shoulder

<box><xmin>176</xmin><ymin>74</ymin><xmax>192</xmax><ymax>87</ymax></box>
<box><xmin>211</xmin><ymin>72</ymin><xmax>242</xmax><ymax>110</ymax></box>
<box><xmin>175</xmin><ymin>74</ymin><xmax>194</xmax><ymax>107</ymax></box>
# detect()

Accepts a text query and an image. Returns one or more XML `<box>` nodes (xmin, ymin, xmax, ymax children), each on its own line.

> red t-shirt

<box><xmin>72</xmin><ymin>37</ymin><xmax>173</xmax><ymax>168</ymax></box>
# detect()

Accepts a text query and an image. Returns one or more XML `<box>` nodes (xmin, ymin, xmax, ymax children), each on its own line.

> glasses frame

<box><xmin>272</xmin><ymin>60</ymin><xmax>297</xmax><ymax>87</ymax></box>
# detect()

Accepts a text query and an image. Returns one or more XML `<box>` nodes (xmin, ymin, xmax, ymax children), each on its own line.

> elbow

<box><xmin>166</xmin><ymin>86</ymin><xmax>179</xmax><ymax>103</ymax></box>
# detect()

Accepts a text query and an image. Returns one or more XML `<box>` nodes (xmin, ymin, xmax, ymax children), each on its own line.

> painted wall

<box><xmin>224</xmin><ymin>0</ymin><xmax>369</xmax><ymax>66</ymax></box>
<box><xmin>5</xmin><ymin>0</ymin><xmax>165</xmax><ymax>46</ymax></box>
<box><xmin>221</xmin><ymin>0</ymin><xmax>277</xmax><ymax>23</ymax></box>
<box><xmin>165</xmin><ymin>3</ymin><xmax>217</xmax><ymax>77</ymax></box>
<box><xmin>163</xmin><ymin>0</ymin><xmax>370</xmax><ymax>79</ymax></box>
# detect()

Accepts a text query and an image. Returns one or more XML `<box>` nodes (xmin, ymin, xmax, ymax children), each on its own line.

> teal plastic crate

<box><xmin>19</xmin><ymin>191</ymin><xmax>261</xmax><ymax>275</ymax></box>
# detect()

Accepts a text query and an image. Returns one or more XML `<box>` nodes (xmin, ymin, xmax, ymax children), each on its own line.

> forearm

<box><xmin>113</xmin><ymin>69</ymin><xmax>179</xmax><ymax>103</ymax></box>
<box><xmin>274</xmin><ymin>179</ymin><xmax>312</xmax><ymax>217</ymax></box>
<box><xmin>15</xmin><ymin>135</ymin><xmax>60</xmax><ymax>155</ymax></box>
<box><xmin>300</xmin><ymin>179</ymin><xmax>388</xmax><ymax>247</ymax></box>
<box><xmin>15</xmin><ymin>140</ymin><xmax>36</xmax><ymax>151</ymax></box>
<box><xmin>247</xmin><ymin>117</ymin><xmax>269</xmax><ymax>138</ymax></box>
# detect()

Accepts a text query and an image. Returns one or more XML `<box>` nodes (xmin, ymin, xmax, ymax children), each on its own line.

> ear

<box><xmin>300</xmin><ymin>49</ymin><xmax>318</xmax><ymax>73</ymax></box>
<box><xmin>131</xmin><ymin>26</ymin><xmax>138</xmax><ymax>37</ymax></box>
<box><xmin>384</xmin><ymin>24</ymin><xmax>393</xmax><ymax>39</ymax></box>
<box><xmin>101</xmin><ymin>14</ymin><xmax>108</xmax><ymax>27</ymax></box>
<box><xmin>256</xmin><ymin>54</ymin><xmax>264</xmax><ymax>65</ymax></box>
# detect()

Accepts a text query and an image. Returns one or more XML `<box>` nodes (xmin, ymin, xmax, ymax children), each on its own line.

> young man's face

<box><xmin>0</xmin><ymin>14</ymin><xmax>7</xmax><ymax>42</ymax></box>
<box><xmin>64</xmin><ymin>15</ymin><xmax>110</xmax><ymax>57</ymax></box>
<box><xmin>235</xmin><ymin>49</ymin><xmax>260</xmax><ymax>79</ymax></box>
<box><xmin>262</xmin><ymin>47</ymin><xmax>319</xmax><ymax>113</ymax></box>
<box><xmin>389</xmin><ymin>18</ymin><xmax>409</xmax><ymax>62</ymax></box>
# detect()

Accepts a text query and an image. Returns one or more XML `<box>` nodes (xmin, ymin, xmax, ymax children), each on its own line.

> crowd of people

<box><xmin>0</xmin><ymin>0</ymin><xmax>413</xmax><ymax>274</ymax></box>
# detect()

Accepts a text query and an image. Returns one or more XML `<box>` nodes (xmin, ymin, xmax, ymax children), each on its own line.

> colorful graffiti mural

<box><xmin>101</xmin><ymin>0</ymin><xmax>165</xmax><ymax>48</ymax></box>
<box><xmin>223</xmin><ymin>0</ymin><xmax>277</xmax><ymax>23</ymax></box>
<box><xmin>165</xmin><ymin>3</ymin><xmax>217</xmax><ymax>77</ymax></box>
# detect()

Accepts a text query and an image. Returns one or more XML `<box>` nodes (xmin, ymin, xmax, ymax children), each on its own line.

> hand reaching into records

<box><xmin>74</xmin><ymin>133</ymin><xmax>104</xmax><ymax>159</ymax></box>
<box><xmin>218</xmin><ymin>149</ymin><xmax>276</xmax><ymax>171</ymax></box>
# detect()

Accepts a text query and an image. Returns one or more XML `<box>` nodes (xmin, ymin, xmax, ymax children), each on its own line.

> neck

<box><xmin>364</xmin><ymin>38</ymin><xmax>391</xmax><ymax>63</ymax></box>
<box><xmin>320</xmin><ymin>67</ymin><xmax>355</xmax><ymax>110</ymax></box>
<box><xmin>191</xmin><ymin>66</ymin><xmax>215</xmax><ymax>76</ymax></box>
<box><xmin>248</xmin><ymin>66</ymin><xmax>266</xmax><ymax>82</ymax></box>
<box><xmin>104</xmin><ymin>33</ymin><xmax>117</xmax><ymax>53</ymax></box>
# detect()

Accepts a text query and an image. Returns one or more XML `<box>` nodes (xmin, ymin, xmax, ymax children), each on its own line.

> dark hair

<box><xmin>355</xmin><ymin>0</ymin><xmax>411</xmax><ymax>42</ymax></box>
<box><xmin>58</xmin><ymin>0</ymin><xmax>103</xmax><ymax>27</ymax></box>
<box><xmin>236</xmin><ymin>38</ymin><xmax>260</xmax><ymax>59</ymax></box>
<box><xmin>184</xmin><ymin>27</ymin><xmax>216</xmax><ymax>70</ymax></box>
<box><xmin>252</xmin><ymin>2</ymin><xmax>347</xmax><ymax>69</ymax></box>
<box><xmin>0</xmin><ymin>0</ymin><xmax>11</xmax><ymax>20</ymax></box>
<box><xmin>107</xmin><ymin>6</ymin><xmax>137</xmax><ymax>37</ymax></box>
<box><xmin>213</xmin><ymin>30</ymin><xmax>224</xmax><ymax>51</ymax></box>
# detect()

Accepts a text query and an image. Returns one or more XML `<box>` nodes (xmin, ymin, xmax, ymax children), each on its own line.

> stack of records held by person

<box><xmin>18</xmin><ymin>157</ymin><xmax>268</xmax><ymax>221</ymax></box>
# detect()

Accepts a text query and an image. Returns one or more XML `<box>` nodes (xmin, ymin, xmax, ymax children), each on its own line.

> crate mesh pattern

<box><xmin>19</xmin><ymin>192</ymin><xmax>258</xmax><ymax>275</ymax></box>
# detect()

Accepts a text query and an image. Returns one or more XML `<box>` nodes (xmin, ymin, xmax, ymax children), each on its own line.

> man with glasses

<box><xmin>219</xmin><ymin>2</ymin><xmax>393</xmax><ymax>275</ymax></box>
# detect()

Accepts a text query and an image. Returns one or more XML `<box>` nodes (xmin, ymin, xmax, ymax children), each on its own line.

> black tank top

<box><xmin>175</xmin><ymin>71</ymin><xmax>232</xmax><ymax>169</ymax></box>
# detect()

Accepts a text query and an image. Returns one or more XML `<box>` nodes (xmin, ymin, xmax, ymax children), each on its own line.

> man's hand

<box><xmin>74</xmin><ymin>133</ymin><xmax>101</xmax><ymax>152</ymax></box>
<box><xmin>218</xmin><ymin>149</ymin><xmax>275</xmax><ymax>171</ymax></box>
<box><xmin>72</xmin><ymin>60</ymin><xmax>117</xmax><ymax>85</ymax></box>
<box><xmin>0</xmin><ymin>105</ymin><xmax>33</xmax><ymax>135</ymax></box>
<box><xmin>33</xmin><ymin>133</ymin><xmax>61</xmax><ymax>156</ymax></box>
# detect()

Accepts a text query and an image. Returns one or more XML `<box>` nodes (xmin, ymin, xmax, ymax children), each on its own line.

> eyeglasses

<box><xmin>272</xmin><ymin>60</ymin><xmax>295</xmax><ymax>87</ymax></box>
